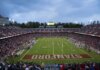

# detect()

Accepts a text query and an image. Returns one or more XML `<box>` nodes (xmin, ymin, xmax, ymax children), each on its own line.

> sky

<box><xmin>0</xmin><ymin>0</ymin><xmax>100</xmax><ymax>23</ymax></box>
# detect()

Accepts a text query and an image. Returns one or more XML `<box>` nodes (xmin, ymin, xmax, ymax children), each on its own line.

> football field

<box><xmin>8</xmin><ymin>37</ymin><xmax>100</xmax><ymax>64</ymax></box>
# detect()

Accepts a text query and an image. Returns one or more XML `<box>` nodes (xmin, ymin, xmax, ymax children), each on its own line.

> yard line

<box><xmin>20</xmin><ymin>46</ymin><xmax>31</xmax><ymax>61</ymax></box>
<box><xmin>52</xmin><ymin>38</ymin><xmax>54</xmax><ymax>55</ymax></box>
<box><xmin>20</xmin><ymin>40</ymin><xmax>38</xmax><ymax>60</ymax></box>
<box><xmin>61</xmin><ymin>38</ymin><xmax>64</xmax><ymax>54</ymax></box>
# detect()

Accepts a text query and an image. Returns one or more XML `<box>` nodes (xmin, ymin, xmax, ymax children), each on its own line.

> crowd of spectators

<box><xmin>0</xmin><ymin>26</ymin><xmax>79</xmax><ymax>38</ymax></box>
<box><xmin>0</xmin><ymin>26</ymin><xmax>80</xmax><ymax>38</ymax></box>
<box><xmin>33</xmin><ymin>28</ymin><xmax>79</xmax><ymax>32</ymax></box>
<box><xmin>0</xmin><ymin>62</ymin><xmax>100</xmax><ymax>70</ymax></box>
<box><xmin>0</xmin><ymin>24</ymin><xmax>100</xmax><ymax>70</ymax></box>
<box><xmin>68</xmin><ymin>33</ymin><xmax>100</xmax><ymax>53</ymax></box>
<box><xmin>67</xmin><ymin>23</ymin><xmax>100</xmax><ymax>54</ymax></box>
<box><xmin>0</xmin><ymin>26</ymin><xmax>33</xmax><ymax>38</ymax></box>
<box><xmin>0</xmin><ymin>24</ymin><xmax>100</xmax><ymax>57</ymax></box>
<box><xmin>0</xmin><ymin>33</ymin><xmax>35</xmax><ymax>60</ymax></box>
<box><xmin>79</xmin><ymin>23</ymin><xmax>100</xmax><ymax>36</ymax></box>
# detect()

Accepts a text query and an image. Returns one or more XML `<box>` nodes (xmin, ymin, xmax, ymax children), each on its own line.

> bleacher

<box><xmin>0</xmin><ymin>24</ymin><xmax>100</xmax><ymax>70</ymax></box>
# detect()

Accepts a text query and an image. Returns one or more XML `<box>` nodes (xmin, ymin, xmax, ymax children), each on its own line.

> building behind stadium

<box><xmin>0</xmin><ymin>15</ymin><xmax>10</xmax><ymax>26</ymax></box>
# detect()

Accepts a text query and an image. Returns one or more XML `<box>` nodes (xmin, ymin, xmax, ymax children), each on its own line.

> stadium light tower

<box><xmin>9</xmin><ymin>18</ymin><xmax>15</xmax><ymax>23</ymax></box>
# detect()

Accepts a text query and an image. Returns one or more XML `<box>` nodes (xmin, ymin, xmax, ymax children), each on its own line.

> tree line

<box><xmin>5</xmin><ymin>21</ymin><xmax>83</xmax><ymax>28</ymax></box>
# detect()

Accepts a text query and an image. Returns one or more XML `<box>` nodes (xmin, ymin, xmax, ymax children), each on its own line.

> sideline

<box><xmin>20</xmin><ymin>40</ymin><xmax>36</xmax><ymax>60</ymax></box>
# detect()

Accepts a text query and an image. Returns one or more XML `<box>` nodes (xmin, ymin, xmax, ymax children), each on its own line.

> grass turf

<box><xmin>7</xmin><ymin>37</ymin><xmax>100</xmax><ymax>64</ymax></box>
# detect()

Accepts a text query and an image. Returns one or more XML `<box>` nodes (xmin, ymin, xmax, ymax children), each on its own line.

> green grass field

<box><xmin>7</xmin><ymin>37</ymin><xmax>100</xmax><ymax>64</ymax></box>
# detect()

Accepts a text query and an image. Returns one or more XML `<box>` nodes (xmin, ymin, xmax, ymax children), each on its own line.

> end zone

<box><xmin>23</xmin><ymin>54</ymin><xmax>91</xmax><ymax>60</ymax></box>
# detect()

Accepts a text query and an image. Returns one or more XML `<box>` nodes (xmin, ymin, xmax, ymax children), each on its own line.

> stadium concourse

<box><xmin>0</xmin><ymin>24</ymin><xmax>100</xmax><ymax>70</ymax></box>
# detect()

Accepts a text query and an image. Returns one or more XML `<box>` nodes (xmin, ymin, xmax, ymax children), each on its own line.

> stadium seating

<box><xmin>0</xmin><ymin>33</ymin><xmax>35</xmax><ymax>60</ymax></box>
<box><xmin>0</xmin><ymin>24</ymin><xmax>100</xmax><ymax>70</ymax></box>
<box><xmin>80</xmin><ymin>24</ymin><xmax>100</xmax><ymax>35</ymax></box>
<box><xmin>0</xmin><ymin>62</ymin><xmax>100</xmax><ymax>70</ymax></box>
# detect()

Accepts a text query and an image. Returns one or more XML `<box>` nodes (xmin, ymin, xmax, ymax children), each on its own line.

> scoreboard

<box><xmin>47</xmin><ymin>22</ymin><xmax>55</xmax><ymax>26</ymax></box>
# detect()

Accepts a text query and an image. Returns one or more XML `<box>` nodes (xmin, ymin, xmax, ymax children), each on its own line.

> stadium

<box><xmin>0</xmin><ymin>20</ymin><xmax>100</xmax><ymax>70</ymax></box>
<box><xmin>0</xmin><ymin>0</ymin><xmax>100</xmax><ymax>70</ymax></box>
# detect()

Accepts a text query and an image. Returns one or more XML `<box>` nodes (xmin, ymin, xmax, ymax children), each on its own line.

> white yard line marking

<box><xmin>20</xmin><ymin>48</ymin><xmax>31</xmax><ymax>60</ymax></box>
<box><xmin>52</xmin><ymin>39</ymin><xmax>54</xmax><ymax>55</ymax></box>
<box><xmin>62</xmin><ymin>38</ymin><xmax>64</xmax><ymax>54</ymax></box>
<box><xmin>20</xmin><ymin>40</ymin><xmax>36</xmax><ymax>60</ymax></box>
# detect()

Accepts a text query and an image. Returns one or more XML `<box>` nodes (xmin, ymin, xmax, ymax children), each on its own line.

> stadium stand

<box><xmin>0</xmin><ymin>24</ymin><xmax>100</xmax><ymax>70</ymax></box>
<box><xmin>0</xmin><ymin>26</ymin><xmax>33</xmax><ymax>39</ymax></box>
<box><xmin>80</xmin><ymin>24</ymin><xmax>100</xmax><ymax>35</ymax></box>
<box><xmin>0</xmin><ymin>62</ymin><xmax>100</xmax><ymax>70</ymax></box>
<box><xmin>0</xmin><ymin>33</ymin><xmax>35</xmax><ymax>60</ymax></box>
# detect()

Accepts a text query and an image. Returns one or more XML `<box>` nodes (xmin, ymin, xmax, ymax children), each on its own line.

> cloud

<box><xmin>84</xmin><ymin>14</ymin><xmax>100</xmax><ymax>22</ymax></box>
<box><xmin>10</xmin><ymin>9</ymin><xmax>57</xmax><ymax>22</ymax></box>
<box><xmin>0</xmin><ymin>0</ymin><xmax>100</xmax><ymax>23</ymax></box>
